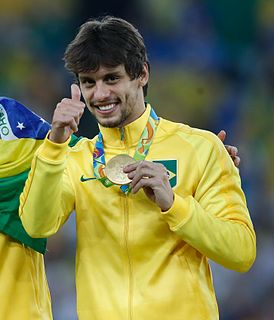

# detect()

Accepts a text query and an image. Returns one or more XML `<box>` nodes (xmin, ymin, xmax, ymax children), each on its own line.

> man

<box><xmin>19</xmin><ymin>16</ymin><xmax>255</xmax><ymax>319</ymax></box>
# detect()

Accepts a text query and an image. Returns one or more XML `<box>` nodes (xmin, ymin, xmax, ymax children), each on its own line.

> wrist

<box><xmin>161</xmin><ymin>194</ymin><xmax>174</xmax><ymax>212</ymax></box>
<box><xmin>48</xmin><ymin>129</ymin><xmax>70</xmax><ymax>144</ymax></box>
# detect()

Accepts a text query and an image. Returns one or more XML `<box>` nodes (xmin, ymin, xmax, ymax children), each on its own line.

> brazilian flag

<box><xmin>0</xmin><ymin>97</ymin><xmax>81</xmax><ymax>254</ymax></box>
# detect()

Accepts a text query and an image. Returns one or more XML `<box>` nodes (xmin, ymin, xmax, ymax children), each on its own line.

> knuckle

<box><xmin>159</xmin><ymin>163</ymin><xmax>167</xmax><ymax>173</ymax></box>
<box><xmin>159</xmin><ymin>163</ymin><xmax>165</xmax><ymax>169</ymax></box>
<box><xmin>138</xmin><ymin>160</ymin><xmax>145</xmax><ymax>170</ymax></box>
<box><xmin>56</xmin><ymin>102</ymin><xmax>62</xmax><ymax>109</ymax></box>
<box><xmin>61</xmin><ymin>98</ymin><xmax>69</xmax><ymax>103</ymax></box>
<box><xmin>141</xmin><ymin>160</ymin><xmax>149</xmax><ymax>168</ymax></box>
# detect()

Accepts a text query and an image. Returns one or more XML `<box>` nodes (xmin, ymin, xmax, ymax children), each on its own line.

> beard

<box><xmin>95</xmin><ymin>107</ymin><xmax>131</xmax><ymax>128</ymax></box>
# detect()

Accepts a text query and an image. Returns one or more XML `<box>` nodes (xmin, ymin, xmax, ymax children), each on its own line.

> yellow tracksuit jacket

<box><xmin>19</xmin><ymin>105</ymin><xmax>256</xmax><ymax>320</ymax></box>
<box><xmin>0</xmin><ymin>233</ymin><xmax>52</xmax><ymax>320</ymax></box>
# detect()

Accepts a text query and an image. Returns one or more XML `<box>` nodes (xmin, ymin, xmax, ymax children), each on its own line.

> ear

<box><xmin>139</xmin><ymin>62</ymin><xmax>149</xmax><ymax>87</ymax></box>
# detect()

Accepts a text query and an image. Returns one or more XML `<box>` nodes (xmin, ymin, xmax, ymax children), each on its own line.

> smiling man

<box><xmin>19</xmin><ymin>16</ymin><xmax>255</xmax><ymax>320</ymax></box>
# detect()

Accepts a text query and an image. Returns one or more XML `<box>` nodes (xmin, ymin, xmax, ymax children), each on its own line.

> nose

<box><xmin>93</xmin><ymin>82</ymin><xmax>110</xmax><ymax>101</ymax></box>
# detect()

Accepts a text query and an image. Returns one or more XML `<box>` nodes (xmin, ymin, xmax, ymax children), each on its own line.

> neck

<box><xmin>119</xmin><ymin>105</ymin><xmax>146</xmax><ymax>128</ymax></box>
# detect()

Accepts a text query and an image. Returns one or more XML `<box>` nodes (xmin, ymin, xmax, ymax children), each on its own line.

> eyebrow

<box><xmin>78</xmin><ymin>75</ymin><xmax>94</xmax><ymax>82</ymax></box>
<box><xmin>79</xmin><ymin>71</ymin><xmax>122</xmax><ymax>82</ymax></box>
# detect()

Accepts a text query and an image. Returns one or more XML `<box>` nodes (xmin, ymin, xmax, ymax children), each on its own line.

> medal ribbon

<box><xmin>93</xmin><ymin>105</ymin><xmax>159</xmax><ymax>193</ymax></box>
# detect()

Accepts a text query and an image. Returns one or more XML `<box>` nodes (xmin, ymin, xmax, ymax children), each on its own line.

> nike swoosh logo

<box><xmin>80</xmin><ymin>175</ymin><xmax>97</xmax><ymax>182</ymax></box>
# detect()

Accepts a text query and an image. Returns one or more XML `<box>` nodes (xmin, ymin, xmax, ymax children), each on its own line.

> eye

<box><xmin>80</xmin><ymin>78</ymin><xmax>95</xmax><ymax>87</ymax></box>
<box><xmin>105</xmin><ymin>74</ymin><xmax>119</xmax><ymax>83</ymax></box>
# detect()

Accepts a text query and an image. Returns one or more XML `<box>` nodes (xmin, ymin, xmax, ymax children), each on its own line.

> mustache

<box><xmin>90</xmin><ymin>98</ymin><xmax>121</xmax><ymax>107</ymax></box>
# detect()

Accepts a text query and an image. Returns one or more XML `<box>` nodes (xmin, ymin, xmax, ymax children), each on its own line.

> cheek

<box><xmin>124</xmin><ymin>85</ymin><xmax>137</xmax><ymax>100</ymax></box>
<box><xmin>83</xmin><ymin>92</ymin><xmax>89</xmax><ymax>102</ymax></box>
<box><xmin>81</xmin><ymin>87</ymin><xmax>92</xmax><ymax>100</ymax></box>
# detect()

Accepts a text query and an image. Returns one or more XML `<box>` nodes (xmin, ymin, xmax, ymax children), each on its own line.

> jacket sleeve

<box><xmin>19</xmin><ymin>137</ymin><xmax>75</xmax><ymax>238</ymax></box>
<box><xmin>161</xmin><ymin>133</ymin><xmax>256</xmax><ymax>272</ymax></box>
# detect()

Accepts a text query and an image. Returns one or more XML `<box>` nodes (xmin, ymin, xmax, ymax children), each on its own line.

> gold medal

<box><xmin>105</xmin><ymin>154</ymin><xmax>136</xmax><ymax>185</ymax></box>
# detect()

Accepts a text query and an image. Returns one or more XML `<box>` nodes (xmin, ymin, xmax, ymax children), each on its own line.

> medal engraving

<box><xmin>105</xmin><ymin>154</ymin><xmax>136</xmax><ymax>185</ymax></box>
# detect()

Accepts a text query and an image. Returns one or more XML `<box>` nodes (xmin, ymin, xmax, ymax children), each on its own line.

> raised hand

<box><xmin>124</xmin><ymin>161</ymin><xmax>174</xmax><ymax>211</ymax></box>
<box><xmin>217</xmin><ymin>130</ymin><xmax>240</xmax><ymax>167</ymax></box>
<box><xmin>49</xmin><ymin>84</ymin><xmax>86</xmax><ymax>143</ymax></box>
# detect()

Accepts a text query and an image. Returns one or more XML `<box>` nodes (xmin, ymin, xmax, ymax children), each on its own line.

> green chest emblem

<box><xmin>153</xmin><ymin>159</ymin><xmax>177</xmax><ymax>188</ymax></box>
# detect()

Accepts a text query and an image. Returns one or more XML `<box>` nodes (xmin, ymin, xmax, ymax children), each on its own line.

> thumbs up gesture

<box><xmin>49</xmin><ymin>84</ymin><xmax>86</xmax><ymax>143</ymax></box>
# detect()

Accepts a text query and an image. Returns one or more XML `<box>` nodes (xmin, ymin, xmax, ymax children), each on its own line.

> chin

<box><xmin>98</xmin><ymin>118</ymin><xmax>121</xmax><ymax>128</ymax></box>
<box><xmin>97</xmin><ymin>113</ymin><xmax>129</xmax><ymax>128</ymax></box>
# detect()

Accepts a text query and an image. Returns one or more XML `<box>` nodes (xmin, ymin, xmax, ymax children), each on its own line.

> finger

<box><xmin>129</xmin><ymin>163</ymin><xmax>168</xmax><ymax>189</ymax></box>
<box><xmin>123</xmin><ymin>161</ymin><xmax>142</xmax><ymax>173</ymax></box>
<box><xmin>126</xmin><ymin>160</ymin><xmax>152</xmax><ymax>178</ymax></box>
<box><xmin>233</xmin><ymin>156</ymin><xmax>240</xmax><ymax>167</ymax></box>
<box><xmin>231</xmin><ymin>146</ymin><xmax>238</xmax><ymax>157</ymax></box>
<box><xmin>129</xmin><ymin>169</ymin><xmax>152</xmax><ymax>187</ymax></box>
<box><xmin>131</xmin><ymin>177</ymin><xmax>155</xmax><ymax>194</ymax></box>
<box><xmin>217</xmin><ymin>130</ymin><xmax>226</xmax><ymax>142</ymax></box>
<box><xmin>226</xmin><ymin>145</ymin><xmax>238</xmax><ymax>157</ymax></box>
<box><xmin>56</xmin><ymin>102</ymin><xmax>84</xmax><ymax>123</ymax></box>
<box><xmin>126</xmin><ymin>162</ymin><xmax>153</xmax><ymax>180</ymax></box>
<box><xmin>71</xmin><ymin>84</ymin><xmax>81</xmax><ymax>101</ymax></box>
<box><xmin>68</xmin><ymin>117</ymin><xmax>79</xmax><ymax>132</ymax></box>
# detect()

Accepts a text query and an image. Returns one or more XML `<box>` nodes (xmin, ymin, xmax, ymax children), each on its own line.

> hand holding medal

<box><xmin>104</xmin><ymin>154</ymin><xmax>174</xmax><ymax>211</ymax></box>
<box><xmin>123</xmin><ymin>160</ymin><xmax>174</xmax><ymax>212</ymax></box>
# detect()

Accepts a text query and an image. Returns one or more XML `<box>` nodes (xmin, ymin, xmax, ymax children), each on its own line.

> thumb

<box><xmin>71</xmin><ymin>83</ymin><xmax>81</xmax><ymax>101</ymax></box>
<box><xmin>217</xmin><ymin>130</ymin><xmax>226</xmax><ymax>142</ymax></box>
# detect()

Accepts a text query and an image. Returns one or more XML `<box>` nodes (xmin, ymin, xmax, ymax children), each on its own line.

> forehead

<box><xmin>79</xmin><ymin>65</ymin><xmax>126</xmax><ymax>78</ymax></box>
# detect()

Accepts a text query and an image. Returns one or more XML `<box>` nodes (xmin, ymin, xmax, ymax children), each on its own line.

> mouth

<box><xmin>94</xmin><ymin>102</ymin><xmax>119</xmax><ymax>114</ymax></box>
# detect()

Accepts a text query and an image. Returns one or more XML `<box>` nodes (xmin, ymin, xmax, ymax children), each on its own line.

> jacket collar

<box><xmin>98</xmin><ymin>104</ymin><xmax>151</xmax><ymax>148</ymax></box>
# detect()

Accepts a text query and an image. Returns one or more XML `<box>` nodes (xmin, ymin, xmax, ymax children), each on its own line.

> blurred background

<box><xmin>1</xmin><ymin>0</ymin><xmax>273</xmax><ymax>319</ymax></box>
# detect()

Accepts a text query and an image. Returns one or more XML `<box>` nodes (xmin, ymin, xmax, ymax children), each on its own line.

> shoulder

<box><xmin>158</xmin><ymin>117</ymin><xmax>222</xmax><ymax>152</ymax></box>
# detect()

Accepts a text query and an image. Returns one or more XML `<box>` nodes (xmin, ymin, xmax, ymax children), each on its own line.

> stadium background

<box><xmin>1</xmin><ymin>0</ymin><xmax>273</xmax><ymax>319</ymax></box>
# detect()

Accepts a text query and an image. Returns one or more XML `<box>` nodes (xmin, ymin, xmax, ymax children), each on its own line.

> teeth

<box><xmin>98</xmin><ymin>104</ymin><xmax>115</xmax><ymax>111</ymax></box>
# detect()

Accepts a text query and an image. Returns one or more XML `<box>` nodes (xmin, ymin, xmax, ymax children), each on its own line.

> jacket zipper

<box><xmin>120</xmin><ymin>127</ymin><xmax>133</xmax><ymax>320</ymax></box>
<box><xmin>123</xmin><ymin>193</ymin><xmax>133</xmax><ymax>320</ymax></box>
